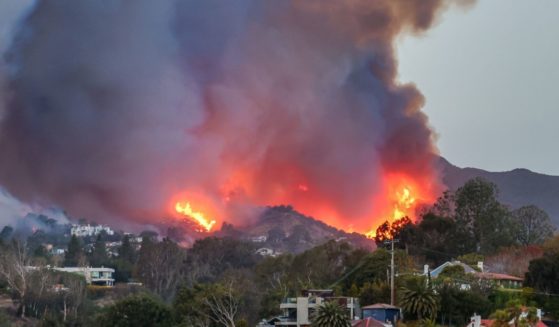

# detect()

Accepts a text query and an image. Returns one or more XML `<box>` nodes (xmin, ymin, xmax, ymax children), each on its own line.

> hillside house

<box><xmin>71</xmin><ymin>224</ymin><xmax>114</xmax><ymax>237</ymax></box>
<box><xmin>26</xmin><ymin>266</ymin><xmax>115</xmax><ymax>286</ymax></box>
<box><xmin>425</xmin><ymin>261</ymin><xmax>523</xmax><ymax>289</ymax></box>
<box><xmin>475</xmin><ymin>272</ymin><xmax>523</xmax><ymax>288</ymax></box>
<box><xmin>250</xmin><ymin>235</ymin><xmax>268</xmax><ymax>243</ymax></box>
<box><xmin>54</xmin><ymin>267</ymin><xmax>115</xmax><ymax>286</ymax></box>
<box><xmin>466</xmin><ymin>309</ymin><xmax>546</xmax><ymax>327</ymax></box>
<box><xmin>264</xmin><ymin>289</ymin><xmax>359</xmax><ymax>326</ymax></box>
<box><xmin>351</xmin><ymin>318</ymin><xmax>387</xmax><ymax>327</ymax></box>
<box><xmin>361</xmin><ymin>304</ymin><xmax>402</xmax><ymax>325</ymax></box>
<box><xmin>256</xmin><ymin>247</ymin><xmax>279</xmax><ymax>257</ymax></box>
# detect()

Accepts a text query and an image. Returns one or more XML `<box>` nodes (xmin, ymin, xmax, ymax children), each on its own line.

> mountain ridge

<box><xmin>438</xmin><ymin>157</ymin><xmax>559</xmax><ymax>226</ymax></box>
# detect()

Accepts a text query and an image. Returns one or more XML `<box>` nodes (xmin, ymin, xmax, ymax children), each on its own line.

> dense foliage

<box><xmin>97</xmin><ymin>294</ymin><xmax>173</xmax><ymax>327</ymax></box>
<box><xmin>312</xmin><ymin>301</ymin><xmax>351</xmax><ymax>327</ymax></box>
<box><xmin>399</xmin><ymin>277</ymin><xmax>438</xmax><ymax>320</ymax></box>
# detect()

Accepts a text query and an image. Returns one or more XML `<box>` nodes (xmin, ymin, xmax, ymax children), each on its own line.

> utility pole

<box><xmin>386</xmin><ymin>238</ymin><xmax>399</xmax><ymax>306</ymax></box>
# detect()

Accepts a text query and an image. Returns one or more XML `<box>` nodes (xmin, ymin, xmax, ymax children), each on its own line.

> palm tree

<box><xmin>491</xmin><ymin>300</ymin><xmax>539</xmax><ymax>327</ymax></box>
<box><xmin>419</xmin><ymin>318</ymin><xmax>438</xmax><ymax>327</ymax></box>
<box><xmin>399</xmin><ymin>278</ymin><xmax>438</xmax><ymax>321</ymax></box>
<box><xmin>492</xmin><ymin>309</ymin><xmax>511</xmax><ymax>327</ymax></box>
<box><xmin>312</xmin><ymin>301</ymin><xmax>351</xmax><ymax>327</ymax></box>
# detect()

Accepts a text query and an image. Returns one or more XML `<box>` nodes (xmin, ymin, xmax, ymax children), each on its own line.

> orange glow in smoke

<box><xmin>175</xmin><ymin>201</ymin><xmax>216</xmax><ymax>232</ymax></box>
<box><xmin>363</xmin><ymin>172</ymin><xmax>437</xmax><ymax>238</ymax></box>
<box><xmin>298</xmin><ymin>184</ymin><xmax>309</xmax><ymax>192</ymax></box>
<box><xmin>171</xmin><ymin>170</ymin><xmax>436</xmax><ymax>237</ymax></box>
<box><xmin>365</xmin><ymin>183</ymin><xmax>419</xmax><ymax>238</ymax></box>
<box><xmin>391</xmin><ymin>186</ymin><xmax>416</xmax><ymax>221</ymax></box>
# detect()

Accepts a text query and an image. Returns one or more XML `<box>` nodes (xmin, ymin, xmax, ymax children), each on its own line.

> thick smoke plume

<box><xmin>0</xmin><ymin>188</ymin><xmax>69</xmax><ymax>232</ymax></box>
<box><xmin>0</xmin><ymin>1</ymin><xmax>470</xmax><ymax>233</ymax></box>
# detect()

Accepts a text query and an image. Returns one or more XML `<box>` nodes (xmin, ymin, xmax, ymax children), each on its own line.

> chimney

<box><xmin>424</xmin><ymin>264</ymin><xmax>429</xmax><ymax>276</ymax></box>
<box><xmin>477</xmin><ymin>261</ymin><xmax>484</xmax><ymax>272</ymax></box>
<box><xmin>470</xmin><ymin>314</ymin><xmax>481</xmax><ymax>327</ymax></box>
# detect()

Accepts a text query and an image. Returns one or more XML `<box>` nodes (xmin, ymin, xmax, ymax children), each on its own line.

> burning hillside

<box><xmin>0</xmin><ymin>1</ymin><xmax>469</xmax><ymax>235</ymax></box>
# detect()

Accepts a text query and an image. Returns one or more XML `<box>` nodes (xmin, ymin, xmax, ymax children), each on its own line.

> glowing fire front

<box><xmin>172</xmin><ymin>172</ymin><xmax>436</xmax><ymax>236</ymax></box>
<box><xmin>365</xmin><ymin>179</ymin><xmax>425</xmax><ymax>238</ymax></box>
<box><xmin>175</xmin><ymin>202</ymin><xmax>216</xmax><ymax>232</ymax></box>
<box><xmin>391</xmin><ymin>187</ymin><xmax>416</xmax><ymax>222</ymax></box>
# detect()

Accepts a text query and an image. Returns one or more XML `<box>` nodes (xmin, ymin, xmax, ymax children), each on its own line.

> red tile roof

<box><xmin>468</xmin><ymin>319</ymin><xmax>547</xmax><ymax>327</ymax></box>
<box><xmin>352</xmin><ymin>318</ymin><xmax>386</xmax><ymax>327</ymax></box>
<box><xmin>475</xmin><ymin>272</ymin><xmax>523</xmax><ymax>281</ymax></box>
<box><xmin>362</xmin><ymin>303</ymin><xmax>399</xmax><ymax>309</ymax></box>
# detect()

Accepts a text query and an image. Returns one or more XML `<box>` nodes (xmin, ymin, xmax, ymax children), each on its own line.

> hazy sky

<box><xmin>1</xmin><ymin>1</ymin><xmax>558</xmax><ymax>175</ymax></box>
<box><xmin>398</xmin><ymin>0</ymin><xmax>559</xmax><ymax>175</ymax></box>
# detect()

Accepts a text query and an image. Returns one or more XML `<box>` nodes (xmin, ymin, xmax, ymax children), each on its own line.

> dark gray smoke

<box><xmin>0</xmin><ymin>0</ymin><xmax>472</xmax><ymax>233</ymax></box>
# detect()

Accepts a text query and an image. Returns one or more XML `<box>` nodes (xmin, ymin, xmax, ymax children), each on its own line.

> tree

<box><xmin>413</xmin><ymin>213</ymin><xmax>460</xmax><ymax>265</ymax></box>
<box><xmin>113</xmin><ymin>235</ymin><xmax>137</xmax><ymax>283</ymax></box>
<box><xmin>512</xmin><ymin>205</ymin><xmax>555</xmax><ymax>245</ymax></box>
<box><xmin>64</xmin><ymin>235</ymin><xmax>84</xmax><ymax>267</ymax></box>
<box><xmin>399</xmin><ymin>277</ymin><xmax>438</xmax><ymax>321</ymax></box>
<box><xmin>20</xmin><ymin>266</ymin><xmax>54</xmax><ymax>319</ymax></box>
<box><xmin>485</xmin><ymin>246</ymin><xmax>543</xmax><ymax>278</ymax></box>
<box><xmin>432</xmin><ymin>190</ymin><xmax>456</xmax><ymax>217</ymax></box>
<box><xmin>288</xmin><ymin>240</ymin><xmax>361</xmax><ymax>290</ymax></box>
<box><xmin>350</xmin><ymin>248</ymin><xmax>415</xmax><ymax>288</ymax></box>
<box><xmin>0</xmin><ymin>241</ymin><xmax>31</xmax><ymax>317</ymax></box>
<box><xmin>254</xmin><ymin>255</ymin><xmax>293</xmax><ymax>318</ymax></box>
<box><xmin>97</xmin><ymin>294</ymin><xmax>173</xmax><ymax>327</ymax></box>
<box><xmin>457</xmin><ymin>253</ymin><xmax>485</xmax><ymax>268</ymax></box>
<box><xmin>0</xmin><ymin>226</ymin><xmax>13</xmax><ymax>242</ymax></box>
<box><xmin>525</xmin><ymin>252</ymin><xmax>559</xmax><ymax>294</ymax></box>
<box><xmin>119</xmin><ymin>235</ymin><xmax>136</xmax><ymax>263</ymax></box>
<box><xmin>185</xmin><ymin>237</ymin><xmax>258</xmax><ymax>285</ymax></box>
<box><xmin>435</xmin><ymin>280</ymin><xmax>492</xmax><ymax>325</ymax></box>
<box><xmin>56</xmin><ymin>272</ymin><xmax>87</xmax><ymax>323</ymax></box>
<box><xmin>137</xmin><ymin>238</ymin><xmax>186</xmax><ymax>300</ymax></box>
<box><xmin>173</xmin><ymin>285</ymin><xmax>211</xmax><ymax>327</ymax></box>
<box><xmin>454</xmin><ymin>178</ymin><xmax>514</xmax><ymax>254</ymax></box>
<box><xmin>174</xmin><ymin>281</ymin><xmax>245</xmax><ymax>327</ymax></box>
<box><xmin>203</xmin><ymin>282</ymin><xmax>240</xmax><ymax>327</ymax></box>
<box><xmin>358</xmin><ymin>281</ymin><xmax>390</xmax><ymax>307</ymax></box>
<box><xmin>374</xmin><ymin>221</ymin><xmax>392</xmax><ymax>244</ymax></box>
<box><xmin>438</xmin><ymin>265</ymin><xmax>467</xmax><ymax>280</ymax></box>
<box><xmin>491</xmin><ymin>300</ymin><xmax>538</xmax><ymax>327</ymax></box>
<box><xmin>312</xmin><ymin>301</ymin><xmax>351</xmax><ymax>327</ymax></box>
<box><xmin>89</xmin><ymin>234</ymin><xmax>109</xmax><ymax>267</ymax></box>
<box><xmin>373</xmin><ymin>217</ymin><xmax>412</xmax><ymax>245</ymax></box>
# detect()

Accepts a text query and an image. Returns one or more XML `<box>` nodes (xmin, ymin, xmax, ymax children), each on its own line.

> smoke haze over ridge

<box><xmin>0</xmin><ymin>0</ymin><xmax>472</xmax><ymax>233</ymax></box>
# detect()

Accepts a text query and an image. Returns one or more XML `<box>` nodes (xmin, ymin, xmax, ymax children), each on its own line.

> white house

<box><xmin>71</xmin><ymin>224</ymin><xmax>114</xmax><ymax>237</ymax></box>
<box><xmin>55</xmin><ymin>267</ymin><xmax>115</xmax><ymax>286</ymax></box>
<box><xmin>26</xmin><ymin>266</ymin><xmax>116</xmax><ymax>287</ymax></box>
<box><xmin>256</xmin><ymin>248</ymin><xmax>278</xmax><ymax>257</ymax></box>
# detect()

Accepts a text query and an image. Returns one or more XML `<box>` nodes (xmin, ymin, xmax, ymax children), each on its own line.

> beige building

<box><xmin>274</xmin><ymin>290</ymin><xmax>359</xmax><ymax>326</ymax></box>
<box><xmin>54</xmin><ymin>267</ymin><xmax>115</xmax><ymax>286</ymax></box>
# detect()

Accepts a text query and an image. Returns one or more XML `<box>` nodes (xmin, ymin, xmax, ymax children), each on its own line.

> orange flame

<box><xmin>171</xmin><ymin>170</ymin><xmax>436</xmax><ymax>237</ymax></box>
<box><xmin>365</xmin><ymin>177</ymin><xmax>425</xmax><ymax>238</ymax></box>
<box><xmin>175</xmin><ymin>201</ymin><xmax>216</xmax><ymax>232</ymax></box>
<box><xmin>392</xmin><ymin>187</ymin><xmax>416</xmax><ymax>221</ymax></box>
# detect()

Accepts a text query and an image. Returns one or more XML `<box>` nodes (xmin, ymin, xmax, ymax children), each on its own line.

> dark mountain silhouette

<box><xmin>438</xmin><ymin>157</ymin><xmax>559</xmax><ymax>226</ymax></box>
<box><xmin>214</xmin><ymin>205</ymin><xmax>376</xmax><ymax>253</ymax></box>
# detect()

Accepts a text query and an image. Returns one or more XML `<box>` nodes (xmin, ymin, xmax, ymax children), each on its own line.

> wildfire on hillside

<box><xmin>175</xmin><ymin>201</ymin><xmax>216</xmax><ymax>232</ymax></box>
<box><xmin>364</xmin><ymin>173</ymin><xmax>435</xmax><ymax>238</ymax></box>
<box><xmin>170</xmin><ymin>171</ymin><xmax>436</xmax><ymax>236</ymax></box>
